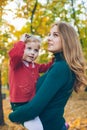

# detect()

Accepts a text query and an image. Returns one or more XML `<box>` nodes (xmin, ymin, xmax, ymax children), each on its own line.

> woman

<box><xmin>9</xmin><ymin>21</ymin><xmax>87</xmax><ymax>130</ymax></box>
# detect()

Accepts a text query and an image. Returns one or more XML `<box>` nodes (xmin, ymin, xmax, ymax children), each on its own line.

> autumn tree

<box><xmin>0</xmin><ymin>0</ymin><xmax>13</xmax><ymax>125</ymax></box>
<box><xmin>0</xmin><ymin>0</ymin><xmax>87</xmax><ymax>125</ymax></box>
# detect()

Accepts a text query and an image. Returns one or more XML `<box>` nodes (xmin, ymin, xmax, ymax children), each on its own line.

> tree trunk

<box><xmin>0</xmin><ymin>68</ymin><xmax>5</xmax><ymax>125</ymax></box>
<box><xmin>30</xmin><ymin>0</ymin><xmax>38</xmax><ymax>34</ymax></box>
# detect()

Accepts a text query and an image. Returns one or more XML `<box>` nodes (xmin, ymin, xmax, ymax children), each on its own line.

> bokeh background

<box><xmin>0</xmin><ymin>0</ymin><xmax>87</xmax><ymax>129</ymax></box>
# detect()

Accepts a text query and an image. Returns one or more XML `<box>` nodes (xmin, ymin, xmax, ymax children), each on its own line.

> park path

<box><xmin>65</xmin><ymin>91</ymin><xmax>87</xmax><ymax>130</ymax></box>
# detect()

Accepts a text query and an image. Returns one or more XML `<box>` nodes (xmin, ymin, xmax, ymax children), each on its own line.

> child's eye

<box><xmin>27</xmin><ymin>47</ymin><xmax>31</xmax><ymax>50</ymax></box>
<box><xmin>34</xmin><ymin>49</ymin><xmax>39</xmax><ymax>52</ymax></box>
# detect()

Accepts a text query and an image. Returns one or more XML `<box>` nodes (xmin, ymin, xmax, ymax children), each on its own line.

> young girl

<box><xmin>9</xmin><ymin>22</ymin><xmax>87</xmax><ymax>130</ymax></box>
<box><xmin>8</xmin><ymin>34</ymin><xmax>54</xmax><ymax>130</ymax></box>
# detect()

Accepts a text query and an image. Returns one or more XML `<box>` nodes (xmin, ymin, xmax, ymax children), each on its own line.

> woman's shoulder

<box><xmin>49</xmin><ymin>60</ymin><xmax>71</xmax><ymax>76</ymax></box>
<box><xmin>54</xmin><ymin>60</ymin><xmax>69</xmax><ymax>70</ymax></box>
<box><xmin>46</xmin><ymin>60</ymin><xmax>71</xmax><ymax>81</ymax></box>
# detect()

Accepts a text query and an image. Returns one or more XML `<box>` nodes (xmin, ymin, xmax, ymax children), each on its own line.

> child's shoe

<box><xmin>65</xmin><ymin>122</ymin><xmax>69</xmax><ymax>129</ymax></box>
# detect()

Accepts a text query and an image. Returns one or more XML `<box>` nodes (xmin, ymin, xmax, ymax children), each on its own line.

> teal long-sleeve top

<box><xmin>9</xmin><ymin>53</ymin><xmax>76</xmax><ymax>130</ymax></box>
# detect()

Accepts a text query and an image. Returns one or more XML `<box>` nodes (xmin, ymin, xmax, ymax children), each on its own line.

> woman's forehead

<box><xmin>50</xmin><ymin>25</ymin><xmax>59</xmax><ymax>33</ymax></box>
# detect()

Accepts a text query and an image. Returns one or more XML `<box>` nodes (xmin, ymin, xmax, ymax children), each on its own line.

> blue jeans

<box><xmin>62</xmin><ymin>124</ymin><xmax>67</xmax><ymax>130</ymax></box>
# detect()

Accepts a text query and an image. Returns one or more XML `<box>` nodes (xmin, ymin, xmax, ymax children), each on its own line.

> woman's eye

<box><xmin>48</xmin><ymin>33</ymin><xmax>51</xmax><ymax>36</ymax></box>
<box><xmin>53</xmin><ymin>33</ymin><xmax>58</xmax><ymax>37</ymax></box>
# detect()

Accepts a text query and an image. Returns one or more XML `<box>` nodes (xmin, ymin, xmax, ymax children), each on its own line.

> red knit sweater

<box><xmin>8</xmin><ymin>41</ymin><xmax>53</xmax><ymax>103</ymax></box>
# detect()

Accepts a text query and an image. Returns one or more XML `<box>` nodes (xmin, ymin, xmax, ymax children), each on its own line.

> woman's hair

<box><xmin>52</xmin><ymin>21</ymin><xmax>87</xmax><ymax>92</ymax></box>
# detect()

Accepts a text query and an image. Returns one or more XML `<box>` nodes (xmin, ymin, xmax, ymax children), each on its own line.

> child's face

<box><xmin>23</xmin><ymin>42</ymin><xmax>40</xmax><ymax>62</ymax></box>
<box><xmin>47</xmin><ymin>25</ymin><xmax>62</xmax><ymax>53</ymax></box>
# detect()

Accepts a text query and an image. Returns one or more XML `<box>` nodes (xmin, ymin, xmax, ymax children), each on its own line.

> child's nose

<box><xmin>30</xmin><ymin>50</ymin><xmax>34</xmax><ymax>55</ymax></box>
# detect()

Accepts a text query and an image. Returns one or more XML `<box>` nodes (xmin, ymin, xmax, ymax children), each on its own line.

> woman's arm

<box><xmin>9</xmin><ymin>61</ymin><xmax>69</xmax><ymax>123</ymax></box>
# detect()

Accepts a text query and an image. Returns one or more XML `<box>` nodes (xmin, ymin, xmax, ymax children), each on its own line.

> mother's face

<box><xmin>47</xmin><ymin>25</ymin><xmax>63</xmax><ymax>53</ymax></box>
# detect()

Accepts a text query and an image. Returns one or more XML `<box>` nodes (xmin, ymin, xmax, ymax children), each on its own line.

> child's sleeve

<box><xmin>38</xmin><ymin>57</ymin><xmax>55</xmax><ymax>73</ymax></box>
<box><xmin>8</xmin><ymin>41</ymin><xmax>25</xmax><ymax>69</ymax></box>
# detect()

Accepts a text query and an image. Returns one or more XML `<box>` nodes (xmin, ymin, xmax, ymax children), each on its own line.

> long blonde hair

<box><xmin>52</xmin><ymin>21</ymin><xmax>87</xmax><ymax>92</ymax></box>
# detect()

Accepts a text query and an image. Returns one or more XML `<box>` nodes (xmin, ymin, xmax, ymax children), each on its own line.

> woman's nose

<box><xmin>48</xmin><ymin>35</ymin><xmax>52</xmax><ymax>41</ymax></box>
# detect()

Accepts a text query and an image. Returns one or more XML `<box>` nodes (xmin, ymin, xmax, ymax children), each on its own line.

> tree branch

<box><xmin>30</xmin><ymin>0</ymin><xmax>38</xmax><ymax>34</ymax></box>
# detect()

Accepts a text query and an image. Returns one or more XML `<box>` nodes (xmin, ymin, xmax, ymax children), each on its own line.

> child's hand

<box><xmin>20</xmin><ymin>34</ymin><xmax>30</xmax><ymax>42</ymax></box>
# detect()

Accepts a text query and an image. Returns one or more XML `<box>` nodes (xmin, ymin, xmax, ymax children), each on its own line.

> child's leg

<box><xmin>10</xmin><ymin>102</ymin><xmax>28</xmax><ymax>111</ymax></box>
<box><xmin>24</xmin><ymin>116</ymin><xmax>43</xmax><ymax>130</ymax></box>
<box><xmin>10</xmin><ymin>103</ymin><xmax>17</xmax><ymax>111</ymax></box>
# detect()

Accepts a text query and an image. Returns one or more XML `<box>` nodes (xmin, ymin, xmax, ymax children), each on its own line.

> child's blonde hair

<box><xmin>52</xmin><ymin>21</ymin><xmax>87</xmax><ymax>92</ymax></box>
<box><xmin>25</xmin><ymin>34</ymin><xmax>41</xmax><ymax>48</ymax></box>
